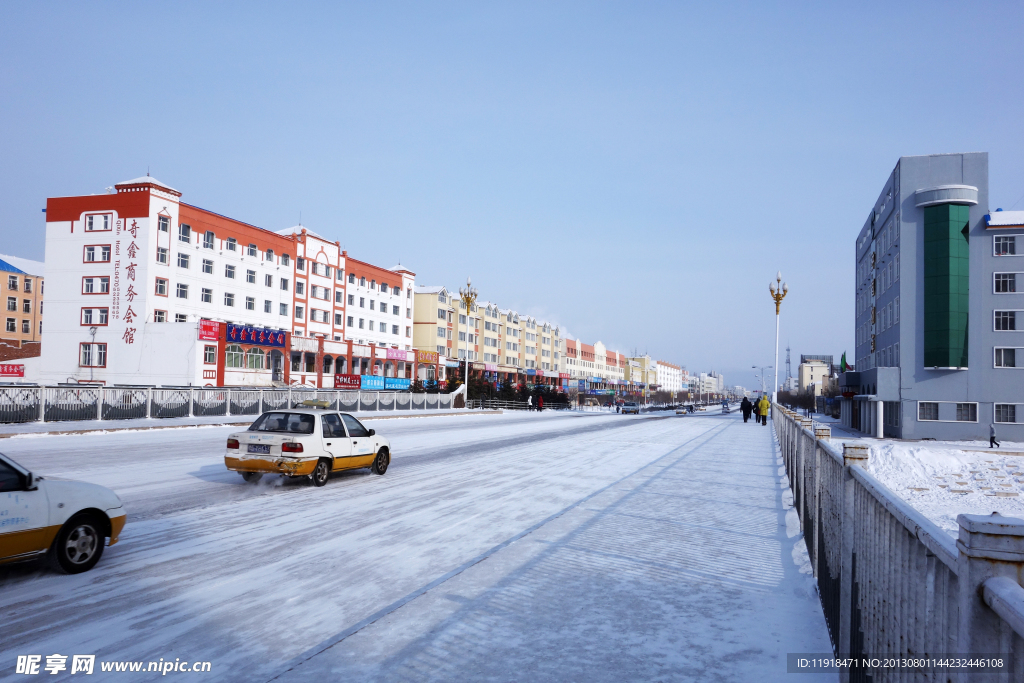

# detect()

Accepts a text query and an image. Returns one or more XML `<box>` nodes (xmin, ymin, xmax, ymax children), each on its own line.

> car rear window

<box><xmin>248</xmin><ymin>412</ymin><xmax>315</xmax><ymax>434</ymax></box>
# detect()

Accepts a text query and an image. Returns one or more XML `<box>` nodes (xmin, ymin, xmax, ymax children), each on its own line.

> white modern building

<box><xmin>656</xmin><ymin>360</ymin><xmax>682</xmax><ymax>393</ymax></box>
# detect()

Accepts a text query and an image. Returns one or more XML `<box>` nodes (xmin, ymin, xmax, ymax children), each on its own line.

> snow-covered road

<box><xmin>1</xmin><ymin>411</ymin><xmax>834</xmax><ymax>681</ymax></box>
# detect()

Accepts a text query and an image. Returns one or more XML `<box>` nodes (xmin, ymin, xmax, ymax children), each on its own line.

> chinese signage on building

<box><xmin>0</xmin><ymin>364</ymin><xmax>25</xmax><ymax>378</ymax></box>
<box><xmin>226</xmin><ymin>324</ymin><xmax>287</xmax><ymax>348</ymax></box>
<box><xmin>335</xmin><ymin>374</ymin><xmax>362</xmax><ymax>390</ymax></box>
<box><xmin>198</xmin><ymin>320</ymin><xmax>220</xmax><ymax>341</ymax></box>
<box><xmin>416</xmin><ymin>349</ymin><xmax>439</xmax><ymax>364</ymax></box>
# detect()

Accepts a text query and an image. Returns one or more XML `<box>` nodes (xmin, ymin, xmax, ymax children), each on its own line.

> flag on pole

<box><xmin>840</xmin><ymin>352</ymin><xmax>848</xmax><ymax>373</ymax></box>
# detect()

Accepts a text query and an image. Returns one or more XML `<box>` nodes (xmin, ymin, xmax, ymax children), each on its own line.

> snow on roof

<box><xmin>986</xmin><ymin>210</ymin><xmax>1024</xmax><ymax>227</ymax></box>
<box><xmin>0</xmin><ymin>253</ymin><xmax>44</xmax><ymax>276</ymax></box>
<box><xmin>115</xmin><ymin>176</ymin><xmax>179</xmax><ymax>193</ymax></box>
<box><xmin>275</xmin><ymin>225</ymin><xmax>328</xmax><ymax>240</ymax></box>
<box><xmin>389</xmin><ymin>264</ymin><xmax>415</xmax><ymax>274</ymax></box>
<box><xmin>415</xmin><ymin>285</ymin><xmax>446</xmax><ymax>294</ymax></box>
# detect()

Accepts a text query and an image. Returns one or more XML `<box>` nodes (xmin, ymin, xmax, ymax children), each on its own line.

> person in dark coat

<box><xmin>741</xmin><ymin>397</ymin><xmax>752</xmax><ymax>423</ymax></box>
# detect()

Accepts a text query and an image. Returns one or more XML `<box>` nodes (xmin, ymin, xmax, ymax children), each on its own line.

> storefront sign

<box><xmin>0</xmin><ymin>364</ymin><xmax>25</xmax><ymax>378</ymax></box>
<box><xmin>559</xmin><ymin>373</ymin><xmax>569</xmax><ymax>379</ymax></box>
<box><xmin>386</xmin><ymin>348</ymin><xmax>412</xmax><ymax>361</ymax></box>
<box><xmin>484</xmin><ymin>363</ymin><xmax>497</xmax><ymax>372</ymax></box>
<box><xmin>444</xmin><ymin>359</ymin><xmax>461</xmax><ymax>368</ymax></box>
<box><xmin>334</xmin><ymin>374</ymin><xmax>361</xmax><ymax>390</ymax></box>
<box><xmin>589</xmin><ymin>376</ymin><xmax>603</xmax><ymax>383</ymax></box>
<box><xmin>198</xmin><ymin>319</ymin><xmax>220</xmax><ymax>341</ymax></box>
<box><xmin>416</xmin><ymin>349</ymin><xmax>439</xmax><ymax>364</ymax></box>
<box><xmin>577</xmin><ymin>379</ymin><xmax>587</xmax><ymax>388</ymax></box>
<box><xmin>526</xmin><ymin>369</ymin><xmax>536</xmax><ymax>376</ymax></box>
<box><xmin>226</xmin><ymin>324</ymin><xmax>286</xmax><ymax>348</ymax></box>
<box><xmin>472</xmin><ymin>362</ymin><xmax>486</xmax><ymax>370</ymax></box>
<box><xmin>384</xmin><ymin>377</ymin><xmax>411</xmax><ymax>390</ymax></box>
<box><xmin>360</xmin><ymin>375</ymin><xmax>386</xmax><ymax>390</ymax></box>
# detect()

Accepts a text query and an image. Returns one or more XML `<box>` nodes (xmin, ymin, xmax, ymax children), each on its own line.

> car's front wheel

<box><xmin>50</xmin><ymin>513</ymin><xmax>106</xmax><ymax>574</ymax></box>
<box><xmin>311</xmin><ymin>459</ymin><xmax>331</xmax><ymax>487</ymax></box>
<box><xmin>372</xmin><ymin>449</ymin><xmax>389</xmax><ymax>475</ymax></box>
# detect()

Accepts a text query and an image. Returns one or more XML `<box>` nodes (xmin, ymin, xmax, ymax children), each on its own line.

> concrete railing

<box><xmin>772</xmin><ymin>403</ymin><xmax>1024</xmax><ymax>681</ymax></box>
<box><xmin>0</xmin><ymin>386</ymin><xmax>462</xmax><ymax>424</ymax></box>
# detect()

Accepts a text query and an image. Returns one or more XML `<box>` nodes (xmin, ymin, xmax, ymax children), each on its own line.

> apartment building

<box><xmin>840</xmin><ymin>152</ymin><xmax>1023</xmax><ymax>439</ymax></box>
<box><xmin>656</xmin><ymin>360</ymin><xmax>682</xmax><ymax>393</ymax></box>
<box><xmin>1</xmin><ymin>254</ymin><xmax>44</xmax><ymax>359</ymax></box>
<box><xmin>40</xmin><ymin>176</ymin><xmax>423</xmax><ymax>388</ymax></box>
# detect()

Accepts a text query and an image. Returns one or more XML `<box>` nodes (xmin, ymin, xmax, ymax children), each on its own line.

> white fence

<box><xmin>0</xmin><ymin>386</ymin><xmax>462</xmax><ymax>424</ymax></box>
<box><xmin>773</xmin><ymin>403</ymin><xmax>1024</xmax><ymax>681</ymax></box>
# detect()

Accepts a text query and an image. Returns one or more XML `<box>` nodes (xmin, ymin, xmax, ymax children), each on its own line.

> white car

<box><xmin>225</xmin><ymin>409</ymin><xmax>392</xmax><ymax>486</ymax></box>
<box><xmin>0</xmin><ymin>452</ymin><xmax>126</xmax><ymax>574</ymax></box>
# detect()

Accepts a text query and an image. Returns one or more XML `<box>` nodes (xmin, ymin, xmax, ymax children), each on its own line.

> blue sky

<box><xmin>2</xmin><ymin>1</ymin><xmax>1022</xmax><ymax>390</ymax></box>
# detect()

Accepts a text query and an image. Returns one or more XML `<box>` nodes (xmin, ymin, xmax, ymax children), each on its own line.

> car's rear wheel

<box><xmin>372</xmin><ymin>449</ymin><xmax>389</xmax><ymax>475</ymax></box>
<box><xmin>311</xmin><ymin>459</ymin><xmax>331</xmax><ymax>487</ymax></box>
<box><xmin>241</xmin><ymin>471</ymin><xmax>262</xmax><ymax>483</ymax></box>
<box><xmin>50</xmin><ymin>513</ymin><xmax>105</xmax><ymax>574</ymax></box>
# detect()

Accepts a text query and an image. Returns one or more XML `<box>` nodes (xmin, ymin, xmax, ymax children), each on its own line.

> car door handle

<box><xmin>326</xmin><ymin>442</ymin><xmax>331</xmax><ymax>445</ymax></box>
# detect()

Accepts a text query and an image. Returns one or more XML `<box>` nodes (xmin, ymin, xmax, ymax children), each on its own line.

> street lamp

<box><xmin>458</xmin><ymin>277</ymin><xmax>478</xmax><ymax>391</ymax></box>
<box><xmin>752</xmin><ymin>365</ymin><xmax>773</xmax><ymax>397</ymax></box>
<box><xmin>768</xmin><ymin>272</ymin><xmax>788</xmax><ymax>403</ymax></box>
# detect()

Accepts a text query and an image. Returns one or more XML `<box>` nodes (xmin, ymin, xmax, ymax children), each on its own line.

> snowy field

<box><xmin>864</xmin><ymin>438</ymin><xmax>1024</xmax><ymax>538</ymax></box>
<box><xmin>1</xmin><ymin>411</ymin><xmax>834</xmax><ymax>682</ymax></box>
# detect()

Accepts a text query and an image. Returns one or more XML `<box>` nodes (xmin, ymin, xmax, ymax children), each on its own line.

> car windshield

<box><xmin>248</xmin><ymin>412</ymin><xmax>316</xmax><ymax>434</ymax></box>
<box><xmin>626</xmin><ymin>402</ymin><xmax>637</xmax><ymax>407</ymax></box>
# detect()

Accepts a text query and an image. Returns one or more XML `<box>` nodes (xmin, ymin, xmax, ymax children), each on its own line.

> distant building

<box><xmin>798</xmin><ymin>360</ymin><xmax>829</xmax><ymax>396</ymax></box>
<box><xmin>656</xmin><ymin>360</ymin><xmax>682</xmax><ymax>393</ymax></box>
<box><xmin>1</xmin><ymin>253</ymin><xmax>44</xmax><ymax>360</ymax></box>
<box><xmin>840</xmin><ymin>152</ymin><xmax>1023</xmax><ymax>439</ymax></box>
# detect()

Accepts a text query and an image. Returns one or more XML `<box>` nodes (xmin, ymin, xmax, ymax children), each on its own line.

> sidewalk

<box><xmin>0</xmin><ymin>408</ymin><xmax>500</xmax><ymax>438</ymax></box>
<box><xmin>275</xmin><ymin>414</ymin><xmax>835</xmax><ymax>682</ymax></box>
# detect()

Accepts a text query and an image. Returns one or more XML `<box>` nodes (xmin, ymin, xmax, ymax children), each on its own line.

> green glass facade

<box><xmin>923</xmin><ymin>204</ymin><xmax>969</xmax><ymax>368</ymax></box>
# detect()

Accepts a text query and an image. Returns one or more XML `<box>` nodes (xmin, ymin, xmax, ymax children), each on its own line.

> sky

<box><xmin>1</xmin><ymin>1</ymin><xmax>1022</xmax><ymax>391</ymax></box>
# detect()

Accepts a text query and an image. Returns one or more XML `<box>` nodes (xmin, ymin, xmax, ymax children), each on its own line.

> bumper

<box><xmin>224</xmin><ymin>455</ymin><xmax>318</xmax><ymax>476</ymax></box>
<box><xmin>108</xmin><ymin>513</ymin><xmax>127</xmax><ymax>546</ymax></box>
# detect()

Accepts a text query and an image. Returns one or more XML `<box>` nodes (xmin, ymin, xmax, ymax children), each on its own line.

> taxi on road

<box><xmin>0</xmin><ymin>452</ymin><xmax>126</xmax><ymax>574</ymax></box>
<box><xmin>224</xmin><ymin>409</ymin><xmax>391</xmax><ymax>486</ymax></box>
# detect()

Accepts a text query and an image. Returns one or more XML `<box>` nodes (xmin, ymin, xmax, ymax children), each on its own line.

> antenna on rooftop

<box><xmin>786</xmin><ymin>344</ymin><xmax>792</xmax><ymax>381</ymax></box>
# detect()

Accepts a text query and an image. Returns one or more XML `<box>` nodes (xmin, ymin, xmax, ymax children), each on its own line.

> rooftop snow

<box><xmin>0</xmin><ymin>253</ymin><xmax>44</xmax><ymax>276</ymax></box>
<box><xmin>115</xmin><ymin>176</ymin><xmax>178</xmax><ymax>193</ymax></box>
<box><xmin>986</xmin><ymin>210</ymin><xmax>1024</xmax><ymax>227</ymax></box>
<box><xmin>275</xmin><ymin>225</ymin><xmax>328</xmax><ymax>240</ymax></box>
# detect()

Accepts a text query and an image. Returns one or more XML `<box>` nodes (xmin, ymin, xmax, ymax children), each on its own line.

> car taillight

<box><xmin>227</xmin><ymin>438</ymin><xmax>239</xmax><ymax>449</ymax></box>
<box><xmin>282</xmin><ymin>442</ymin><xmax>304</xmax><ymax>453</ymax></box>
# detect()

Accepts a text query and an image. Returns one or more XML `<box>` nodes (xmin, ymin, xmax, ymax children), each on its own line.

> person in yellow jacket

<box><xmin>757</xmin><ymin>396</ymin><xmax>770</xmax><ymax>425</ymax></box>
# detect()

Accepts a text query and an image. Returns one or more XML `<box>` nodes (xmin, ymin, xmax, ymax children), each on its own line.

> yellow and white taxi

<box><xmin>0</xmin><ymin>452</ymin><xmax>126</xmax><ymax>574</ymax></box>
<box><xmin>225</xmin><ymin>409</ymin><xmax>391</xmax><ymax>486</ymax></box>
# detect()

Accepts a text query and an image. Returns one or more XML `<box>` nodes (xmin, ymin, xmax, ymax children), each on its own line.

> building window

<box><xmin>995</xmin><ymin>273</ymin><xmax>1018</xmax><ymax>293</ymax></box>
<box><xmin>369</xmin><ymin>300</ymin><xmax>375</xmax><ymax>311</ymax></box>
<box><xmin>86</xmin><ymin>215</ymin><xmax>111</xmax><ymax>232</ymax></box>
<box><xmin>335</xmin><ymin>313</ymin><xmax>343</xmax><ymax>326</ymax></box>
<box><xmin>359</xmin><ymin>318</ymin><xmax>365</xmax><ymax>329</ymax></box>
<box><xmin>175</xmin><ymin>314</ymin><xmax>187</xmax><ymax>322</ymax></box>
<box><xmin>296</xmin><ymin>257</ymin><xmax>305</xmax><ymax>271</ymax></box>
<box><xmin>955</xmin><ymin>403</ymin><xmax>978</xmax><ymax>422</ymax></box>
<box><xmin>201</xmin><ymin>288</ymin><xmax>213</xmax><ymax>303</ymax></box>
<box><xmin>392</xmin><ymin>325</ymin><xmax>399</xmax><ymax>335</ymax></box>
<box><xmin>995</xmin><ymin>311</ymin><xmax>1017</xmax><ymax>331</ymax></box>
<box><xmin>80</xmin><ymin>343</ymin><xmax>107</xmax><ymax>367</ymax></box>
<box><xmin>349</xmin><ymin>273</ymin><xmax>356</xmax><ymax>284</ymax></box>
<box><xmin>178</xmin><ymin>224</ymin><xmax>191</xmax><ymax>244</ymax></box>
<box><xmin>264</xmin><ymin>300</ymin><xmax>272</xmax><ymax>313</ymax></box>
<box><xmin>995</xmin><ymin>236</ymin><xmax>1017</xmax><ymax>256</ymax></box>
<box><xmin>177</xmin><ymin>253</ymin><xmax>190</xmax><ymax>269</ymax></box>
<box><xmin>225</xmin><ymin>344</ymin><xmax>244</xmax><ymax>368</ymax></box>
<box><xmin>153</xmin><ymin>310</ymin><xmax>166</xmax><ymax>322</ymax></box>
<box><xmin>7</xmin><ymin>275</ymin><xmax>17</xmax><ymax>290</ymax></box>
<box><xmin>281</xmin><ymin>254</ymin><xmax>290</xmax><ymax>266</ymax></box>
<box><xmin>84</xmin><ymin>245</ymin><xmax>111</xmax><ymax>262</ymax></box>
<box><xmin>177</xmin><ymin>283</ymin><xmax>189</xmax><ymax>299</ymax></box>
<box><xmin>204</xmin><ymin>345</ymin><xmax>216</xmax><ymax>364</ymax></box>
<box><xmin>226</xmin><ymin>237</ymin><xmax>237</xmax><ymax>251</ymax></box>
<box><xmin>348</xmin><ymin>316</ymin><xmax>354</xmax><ymax>327</ymax></box>
<box><xmin>245</xmin><ymin>296</ymin><xmax>255</xmax><ymax>311</ymax></box>
<box><xmin>245</xmin><ymin>347</ymin><xmax>265</xmax><ymax>369</ymax></box>
<box><xmin>4</xmin><ymin>318</ymin><xmax>12</xmax><ymax>333</ymax></box>
<box><xmin>265</xmin><ymin>274</ymin><xmax>273</xmax><ymax>287</ymax></box>
<box><xmin>82</xmin><ymin>277</ymin><xmax>110</xmax><ymax>294</ymax></box>
<box><xmin>24</xmin><ymin>279</ymin><xmax>32</xmax><ymax>293</ymax></box>
<box><xmin>5</xmin><ymin>297</ymin><xmax>13</xmax><ymax>311</ymax></box>
<box><xmin>995</xmin><ymin>404</ymin><xmax>1017</xmax><ymax>424</ymax></box>
<box><xmin>156</xmin><ymin>247</ymin><xmax>168</xmax><ymax>264</ymax></box>
<box><xmin>246</xmin><ymin>269</ymin><xmax>256</xmax><ymax>284</ymax></box>
<box><xmin>918</xmin><ymin>402</ymin><xmax>939</xmax><ymax>421</ymax></box>
<box><xmin>155</xmin><ymin>278</ymin><xmax>168</xmax><ymax>296</ymax></box>
<box><xmin>203</xmin><ymin>231</ymin><xmax>215</xmax><ymax>249</ymax></box>
<box><xmin>155</xmin><ymin>216</ymin><xmax>168</xmax><ymax>232</ymax></box>
<box><xmin>22</xmin><ymin>300</ymin><xmax>30</xmax><ymax>313</ymax></box>
<box><xmin>225</xmin><ymin>264</ymin><xmax>236</xmax><ymax>279</ymax></box>
<box><xmin>224</xmin><ymin>293</ymin><xmax>235</xmax><ymax>307</ymax></box>
<box><xmin>295</xmin><ymin>305</ymin><xmax>304</xmax><ymax>320</ymax></box>
<box><xmin>280</xmin><ymin>303</ymin><xmax>288</xmax><ymax>316</ymax></box>
<box><xmin>406</xmin><ymin>326</ymin><xmax>411</xmax><ymax>337</ymax></box>
<box><xmin>20</xmin><ymin>319</ymin><xmax>29</xmax><ymax>334</ymax></box>
<box><xmin>280</xmin><ymin>278</ymin><xmax>289</xmax><ymax>291</ymax></box>
<box><xmin>202</xmin><ymin>259</ymin><xmax>214</xmax><ymax>274</ymax></box>
<box><xmin>265</xmin><ymin>249</ymin><xmax>274</xmax><ymax>262</ymax></box>
<box><xmin>335</xmin><ymin>290</ymin><xmax>343</xmax><ymax>304</ymax></box>
<box><xmin>295</xmin><ymin>281</ymin><xmax>305</xmax><ymax>295</ymax></box>
<box><xmin>246</xmin><ymin>244</ymin><xmax>256</xmax><ymax>257</ymax></box>
<box><xmin>995</xmin><ymin>348</ymin><xmax>1018</xmax><ymax>368</ymax></box>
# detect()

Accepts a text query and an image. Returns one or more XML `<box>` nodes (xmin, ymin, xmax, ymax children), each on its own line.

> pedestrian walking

<box><xmin>991</xmin><ymin>423</ymin><xmax>1000</xmax><ymax>449</ymax></box>
<box><xmin>538</xmin><ymin>395</ymin><xmax>544</xmax><ymax>412</ymax></box>
<box><xmin>757</xmin><ymin>396</ymin><xmax>769</xmax><ymax>425</ymax></box>
<box><xmin>741</xmin><ymin>397</ymin><xmax>752</xmax><ymax>423</ymax></box>
<box><xmin>527</xmin><ymin>395</ymin><xmax>533</xmax><ymax>411</ymax></box>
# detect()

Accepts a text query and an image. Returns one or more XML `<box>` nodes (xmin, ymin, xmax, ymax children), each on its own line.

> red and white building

<box><xmin>41</xmin><ymin>176</ymin><xmax>420</xmax><ymax>388</ymax></box>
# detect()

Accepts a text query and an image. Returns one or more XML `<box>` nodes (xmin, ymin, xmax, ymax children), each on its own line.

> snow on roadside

<box><xmin>867</xmin><ymin>439</ymin><xmax>1024</xmax><ymax>539</ymax></box>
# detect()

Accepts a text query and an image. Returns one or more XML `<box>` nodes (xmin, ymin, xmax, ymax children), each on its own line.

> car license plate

<box><xmin>247</xmin><ymin>444</ymin><xmax>271</xmax><ymax>454</ymax></box>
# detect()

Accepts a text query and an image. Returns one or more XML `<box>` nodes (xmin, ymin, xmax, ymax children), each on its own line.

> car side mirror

<box><xmin>368</xmin><ymin>429</ymin><xmax>375</xmax><ymax>436</ymax></box>
<box><xmin>25</xmin><ymin>472</ymin><xmax>37</xmax><ymax>491</ymax></box>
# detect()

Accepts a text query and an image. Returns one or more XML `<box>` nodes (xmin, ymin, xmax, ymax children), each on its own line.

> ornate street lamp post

<box><xmin>458</xmin><ymin>277</ymin><xmax>478</xmax><ymax>391</ymax></box>
<box><xmin>769</xmin><ymin>271</ymin><xmax>788</xmax><ymax>403</ymax></box>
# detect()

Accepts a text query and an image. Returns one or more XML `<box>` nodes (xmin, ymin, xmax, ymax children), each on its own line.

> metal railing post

<box><xmin>188</xmin><ymin>388</ymin><xmax>194</xmax><ymax>417</ymax></box>
<box><xmin>97</xmin><ymin>388</ymin><xmax>104</xmax><ymax>421</ymax></box>
<box><xmin>225</xmin><ymin>388</ymin><xmax>231</xmax><ymax>416</ymax></box>
<box><xmin>38</xmin><ymin>387</ymin><xmax>45</xmax><ymax>421</ymax></box>
<box><xmin>839</xmin><ymin>443</ymin><xmax>869</xmax><ymax>682</ymax></box>
<box><xmin>146</xmin><ymin>387</ymin><xmax>153</xmax><ymax>418</ymax></box>
<box><xmin>956</xmin><ymin>513</ymin><xmax>1024</xmax><ymax>658</ymax></box>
